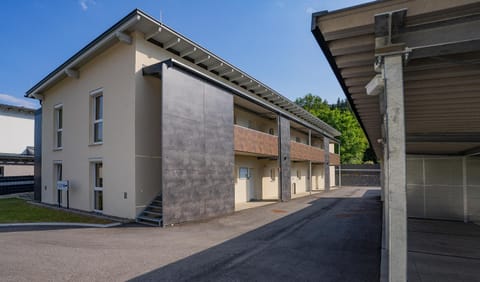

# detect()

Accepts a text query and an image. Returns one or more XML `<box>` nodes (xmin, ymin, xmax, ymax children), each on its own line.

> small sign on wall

<box><xmin>57</xmin><ymin>180</ymin><xmax>69</xmax><ymax>191</ymax></box>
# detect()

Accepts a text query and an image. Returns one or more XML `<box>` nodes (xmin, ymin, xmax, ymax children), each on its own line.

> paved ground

<box><xmin>0</xmin><ymin>187</ymin><xmax>382</xmax><ymax>281</ymax></box>
<box><xmin>408</xmin><ymin>219</ymin><xmax>480</xmax><ymax>282</ymax></box>
<box><xmin>132</xmin><ymin>187</ymin><xmax>382</xmax><ymax>282</ymax></box>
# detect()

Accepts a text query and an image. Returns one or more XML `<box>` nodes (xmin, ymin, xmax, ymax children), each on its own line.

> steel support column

<box><xmin>383</xmin><ymin>54</ymin><xmax>407</xmax><ymax>282</ymax></box>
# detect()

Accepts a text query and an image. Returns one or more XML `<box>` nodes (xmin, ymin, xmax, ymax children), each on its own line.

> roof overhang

<box><xmin>312</xmin><ymin>0</ymin><xmax>480</xmax><ymax>157</ymax></box>
<box><xmin>26</xmin><ymin>9</ymin><xmax>340</xmax><ymax>139</ymax></box>
<box><xmin>0</xmin><ymin>103</ymin><xmax>36</xmax><ymax>115</ymax></box>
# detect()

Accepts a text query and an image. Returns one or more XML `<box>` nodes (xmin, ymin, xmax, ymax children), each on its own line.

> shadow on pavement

<box><xmin>130</xmin><ymin>189</ymin><xmax>382</xmax><ymax>282</ymax></box>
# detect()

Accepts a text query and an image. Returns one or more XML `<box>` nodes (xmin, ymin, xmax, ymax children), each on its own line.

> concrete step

<box><xmin>136</xmin><ymin>193</ymin><xmax>163</xmax><ymax>227</ymax></box>
<box><xmin>137</xmin><ymin>215</ymin><xmax>162</xmax><ymax>226</ymax></box>
<box><xmin>143</xmin><ymin>210</ymin><xmax>162</xmax><ymax>216</ymax></box>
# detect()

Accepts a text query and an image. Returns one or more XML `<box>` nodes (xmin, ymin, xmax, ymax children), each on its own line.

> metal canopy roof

<box><xmin>312</xmin><ymin>0</ymin><xmax>480</xmax><ymax>156</ymax></box>
<box><xmin>26</xmin><ymin>9</ymin><xmax>340</xmax><ymax>139</ymax></box>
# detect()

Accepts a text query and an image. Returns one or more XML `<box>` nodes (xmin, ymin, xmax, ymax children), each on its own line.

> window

<box><xmin>270</xmin><ymin>168</ymin><xmax>275</xmax><ymax>181</ymax></box>
<box><xmin>297</xmin><ymin>169</ymin><xmax>301</xmax><ymax>179</ymax></box>
<box><xmin>54</xmin><ymin>105</ymin><xmax>63</xmax><ymax>149</ymax></box>
<box><xmin>54</xmin><ymin>163</ymin><xmax>62</xmax><ymax>206</ymax></box>
<box><xmin>0</xmin><ymin>166</ymin><xmax>4</xmax><ymax>177</ymax></box>
<box><xmin>295</xmin><ymin>137</ymin><xmax>301</xmax><ymax>143</ymax></box>
<box><xmin>269</xmin><ymin>128</ymin><xmax>274</xmax><ymax>135</ymax></box>
<box><xmin>93</xmin><ymin>162</ymin><xmax>103</xmax><ymax>212</ymax></box>
<box><xmin>91</xmin><ymin>89</ymin><xmax>103</xmax><ymax>144</ymax></box>
<box><xmin>239</xmin><ymin>167</ymin><xmax>250</xmax><ymax>179</ymax></box>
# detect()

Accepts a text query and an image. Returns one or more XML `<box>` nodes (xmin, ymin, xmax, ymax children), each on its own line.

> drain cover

<box><xmin>272</xmin><ymin>209</ymin><xmax>288</xmax><ymax>214</ymax></box>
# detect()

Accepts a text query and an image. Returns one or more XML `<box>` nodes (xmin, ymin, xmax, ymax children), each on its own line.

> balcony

<box><xmin>234</xmin><ymin>125</ymin><xmax>278</xmax><ymax>156</ymax></box>
<box><xmin>290</xmin><ymin>141</ymin><xmax>325</xmax><ymax>163</ymax></box>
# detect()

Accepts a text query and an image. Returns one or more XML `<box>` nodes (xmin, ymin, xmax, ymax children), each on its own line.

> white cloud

<box><xmin>0</xmin><ymin>94</ymin><xmax>38</xmax><ymax>109</ymax></box>
<box><xmin>79</xmin><ymin>0</ymin><xmax>88</xmax><ymax>11</ymax></box>
<box><xmin>79</xmin><ymin>0</ymin><xmax>96</xmax><ymax>11</ymax></box>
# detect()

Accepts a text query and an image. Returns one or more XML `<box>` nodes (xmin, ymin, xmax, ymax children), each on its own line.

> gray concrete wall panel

<box><xmin>323</xmin><ymin>136</ymin><xmax>330</xmax><ymax>191</ymax></box>
<box><xmin>161</xmin><ymin>65</ymin><xmax>234</xmax><ymax>225</ymax></box>
<box><xmin>278</xmin><ymin>116</ymin><xmax>291</xmax><ymax>201</ymax></box>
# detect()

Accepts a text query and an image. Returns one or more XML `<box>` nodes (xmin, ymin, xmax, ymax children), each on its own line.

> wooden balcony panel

<box><xmin>291</xmin><ymin>142</ymin><xmax>325</xmax><ymax>163</ymax></box>
<box><xmin>330</xmin><ymin>153</ymin><xmax>341</xmax><ymax>166</ymax></box>
<box><xmin>234</xmin><ymin>125</ymin><xmax>278</xmax><ymax>156</ymax></box>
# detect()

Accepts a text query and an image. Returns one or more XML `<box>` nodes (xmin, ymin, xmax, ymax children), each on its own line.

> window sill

<box><xmin>89</xmin><ymin>142</ymin><xmax>103</xmax><ymax>147</ymax></box>
<box><xmin>53</xmin><ymin>147</ymin><xmax>63</xmax><ymax>151</ymax></box>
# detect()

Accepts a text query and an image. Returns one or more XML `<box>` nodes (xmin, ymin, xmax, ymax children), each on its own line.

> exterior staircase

<box><xmin>136</xmin><ymin>194</ymin><xmax>163</xmax><ymax>226</ymax></box>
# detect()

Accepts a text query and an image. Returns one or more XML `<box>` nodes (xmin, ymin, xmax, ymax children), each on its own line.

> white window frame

<box><xmin>54</xmin><ymin>104</ymin><xmax>63</xmax><ymax>150</ymax></box>
<box><xmin>91</xmin><ymin>160</ymin><xmax>103</xmax><ymax>212</ymax></box>
<box><xmin>90</xmin><ymin>88</ymin><xmax>103</xmax><ymax>145</ymax></box>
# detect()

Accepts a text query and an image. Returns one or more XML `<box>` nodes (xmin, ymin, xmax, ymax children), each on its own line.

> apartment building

<box><xmin>26</xmin><ymin>9</ymin><xmax>340</xmax><ymax>226</ymax></box>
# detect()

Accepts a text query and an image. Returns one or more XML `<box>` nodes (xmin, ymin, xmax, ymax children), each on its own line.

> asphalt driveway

<box><xmin>0</xmin><ymin>187</ymin><xmax>381</xmax><ymax>281</ymax></box>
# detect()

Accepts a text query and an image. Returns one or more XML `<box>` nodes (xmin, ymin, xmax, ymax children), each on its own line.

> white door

<box><xmin>235</xmin><ymin>167</ymin><xmax>249</xmax><ymax>203</ymax></box>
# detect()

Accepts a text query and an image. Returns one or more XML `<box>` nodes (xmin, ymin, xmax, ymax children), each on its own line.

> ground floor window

<box><xmin>239</xmin><ymin>167</ymin><xmax>250</xmax><ymax>179</ymax></box>
<box><xmin>93</xmin><ymin>162</ymin><xmax>103</xmax><ymax>212</ymax></box>
<box><xmin>54</xmin><ymin>163</ymin><xmax>62</xmax><ymax>206</ymax></box>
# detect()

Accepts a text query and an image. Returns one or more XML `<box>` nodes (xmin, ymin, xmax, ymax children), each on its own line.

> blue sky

<box><xmin>0</xmin><ymin>0</ymin><xmax>370</xmax><ymax>109</ymax></box>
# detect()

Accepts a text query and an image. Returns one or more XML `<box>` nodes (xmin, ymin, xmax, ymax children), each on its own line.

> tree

<box><xmin>295</xmin><ymin>94</ymin><xmax>370</xmax><ymax>164</ymax></box>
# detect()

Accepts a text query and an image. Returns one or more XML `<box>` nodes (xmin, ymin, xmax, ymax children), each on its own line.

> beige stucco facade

<box><xmin>41</xmin><ymin>41</ymin><xmax>137</xmax><ymax>218</ymax></box>
<box><xmin>234</xmin><ymin>155</ymin><xmax>279</xmax><ymax>203</ymax></box>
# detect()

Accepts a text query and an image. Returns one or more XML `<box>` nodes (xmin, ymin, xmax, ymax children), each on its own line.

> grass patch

<box><xmin>0</xmin><ymin>198</ymin><xmax>112</xmax><ymax>224</ymax></box>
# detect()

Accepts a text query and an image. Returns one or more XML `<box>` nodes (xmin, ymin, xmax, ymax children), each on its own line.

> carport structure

<box><xmin>311</xmin><ymin>0</ymin><xmax>480</xmax><ymax>281</ymax></box>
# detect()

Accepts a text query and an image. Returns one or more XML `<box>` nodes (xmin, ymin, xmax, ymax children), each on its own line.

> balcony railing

<box><xmin>330</xmin><ymin>153</ymin><xmax>340</xmax><ymax>166</ymax></box>
<box><xmin>234</xmin><ymin>125</ymin><xmax>340</xmax><ymax>164</ymax></box>
<box><xmin>234</xmin><ymin>125</ymin><xmax>278</xmax><ymax>156</ymax></box>
<box><xmin>290</xmin><ymin>141</ymin><xmax>325</xmax><ymax>163</ymax></box>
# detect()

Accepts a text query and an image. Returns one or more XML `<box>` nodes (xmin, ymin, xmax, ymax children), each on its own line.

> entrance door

<box><xmin>236</xmin><ymin>167</ymin><xmax>254</xmax><ymax>203</ymax></box>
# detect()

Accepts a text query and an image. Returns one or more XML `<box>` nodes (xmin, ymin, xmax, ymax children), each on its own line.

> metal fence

<box><xmin>0</xmin><ymin>176</ymin><xmax>34</xmax><ymax>195</ymax></box>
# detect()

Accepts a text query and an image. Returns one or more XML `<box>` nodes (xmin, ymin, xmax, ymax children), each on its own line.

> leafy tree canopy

<box><xmin>295</xmin><ymin>94</ymin><xmax>373</xmax><ymax>164</ymax></box>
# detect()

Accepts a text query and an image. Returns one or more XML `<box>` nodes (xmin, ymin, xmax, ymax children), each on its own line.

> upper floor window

<box><xmin>54</xmin><ymin>104</ymin><xmax>63</xmax><ymax>149</ymax></box>
<box><xmin>91</xmin><ymin>89</ymin><xmax>103</xmax><ymax>144</ymax></box>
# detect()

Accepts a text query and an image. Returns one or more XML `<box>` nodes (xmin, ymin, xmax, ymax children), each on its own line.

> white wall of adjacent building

<box><xmin>2</xmin><ymin>165</ymin><xmax>34</xmax><ymax>176</ymax></box>
<box><xmin>0</xmin><ymin>110</ymin><xmax>34</xmax><ymax>154</ymax></box>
